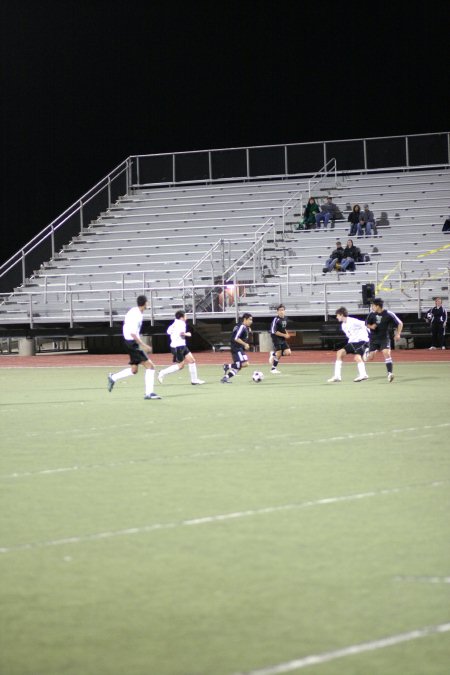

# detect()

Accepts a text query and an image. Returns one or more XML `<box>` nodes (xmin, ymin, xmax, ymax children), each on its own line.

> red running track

<box><xmin>0</xmin><ymin>350</ymin><xmax>449</xmax><ymax>368</ymax></box>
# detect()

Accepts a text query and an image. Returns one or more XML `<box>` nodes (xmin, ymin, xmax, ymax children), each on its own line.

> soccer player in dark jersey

<box><xmin>364</xmin><ymin>298</ymin><xmax>403</xmax><ymax>382</ymax></box>
<box><xmin>269</xmin><ymin>304</ymin><xmax>292</xmax><ymax>374</ymax></box>
<box><xmin>220</xmin><ymin>313</ymin><xmax>253</xmax><ymax>383</ymax></box>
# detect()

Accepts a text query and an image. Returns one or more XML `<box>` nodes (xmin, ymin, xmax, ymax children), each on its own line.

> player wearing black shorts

<box><xmin>327</xmin><ymin>307</ymin><xmax>369</xmax><ymax>382</ymax></box>
<box><xmin>157</xmin><ymin>311</ymin><xmax>205</xmax><ymax>385</ymax></box>
<box><xmin>364</xmin><ymin>298</ymin><xmax>403</xmax><ymax>382</ymax></box>
<box><xmin>221</xmin><ymin>313</ymin><xmax>253</xmax><ymax>383</ymax></box>
<box><xmin>107</xmin><ymin>295</ymin><xmax>161</xmax><ymax>399</ymax></box>
<box><xmin>269</xmin><ymin>305</ymin><xmax>291</xmax><ymax>374</ymax></box>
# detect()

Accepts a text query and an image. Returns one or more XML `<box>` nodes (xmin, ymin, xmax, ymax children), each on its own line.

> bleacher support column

<box><xmin>18</xmin><ymin>337</ymin><xmax>35</xmax><ymax>357</ymax></box>
<box><xmin>259</xmin><ymin>332</ymin><xmax>272</xmax><ymax>352</ymax></box>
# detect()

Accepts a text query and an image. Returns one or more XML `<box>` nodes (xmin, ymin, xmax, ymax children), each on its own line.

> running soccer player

<box><xmin>107</xmin><ymin>295</ymin><xmax>161</xmax><ymax>400</ymax></box>
<box><xmin>220</xmin><ymin>313</ymin><xmax>253</xmax><ymax>383</ymax></box>
<box><xmin>157</xmin><ymin>311</ymin><xmax>205</xmax><ymax>385</ymax></box>
<box><xmin>364</xmin><ymin>298</ymin><xmax>403</xmax><ymax>382</ymax></box>
<box><xmin>327</xmin><ymin>307</ymin><xmax>370</xmax><ymax>382</ymax></box>
<box><xmin>269</xmin><ymin>304</ymin><xmax>291</xmax><ymax>374</ymax></box>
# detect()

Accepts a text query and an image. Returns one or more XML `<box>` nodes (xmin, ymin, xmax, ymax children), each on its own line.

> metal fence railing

<box><xmin>132</xmin><ymin>132</ymin><xmax>449</xmax><ymax>187</ymax></box>
<box><xmin>1</xmin><ymin>264</ymin><xmax>448</xmax><ymax>327</ymax></box>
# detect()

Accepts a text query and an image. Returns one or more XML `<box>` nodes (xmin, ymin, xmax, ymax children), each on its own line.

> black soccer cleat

<box><xmin>220</xmin><ymin>376</ymin><xmax>231</xmax><ymax>383</ymax></box>
<box><xmin>107</xmin><ymin>374</ymin><xmax>115</xmax><ymax>392</ymax></box>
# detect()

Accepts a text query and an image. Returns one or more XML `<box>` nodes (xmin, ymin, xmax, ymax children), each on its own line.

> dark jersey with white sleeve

<box><xmin>231</xmin><ymin>323</ymin><xmax>250</xmax><ymax>351</ymax></box>
<box><xmin>366</xmin><ymin>309</ymin><xmax>402</xmax><ymax>339</ymax></box>
<box><xmin>270</xmin><ymin>316</ymin><xmax>288</xmax><ymax>337</ymax></box>
<box><xmin>427</xmin><ymin>305</ymin><xmax>447</xmax><ymax>325</ymax></box>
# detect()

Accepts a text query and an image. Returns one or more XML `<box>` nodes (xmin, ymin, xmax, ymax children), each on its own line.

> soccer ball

<box><xmin>252</xmin><ymin>371</ymin><xmax>264</xmax><ymax>382</ymax></box>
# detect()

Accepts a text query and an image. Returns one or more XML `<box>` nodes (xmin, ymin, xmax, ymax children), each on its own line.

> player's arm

<box><xmin>274</xmin><ymin>330</ymin><xmax>289</xmax><ymax>338</ymax></box>
<box><xmin>234</xmin><ymin>337</ymin><xmax>250</xmax><ymax>350</ymax></box>
<box><xmin>393</xmin><ymin>318</ymin><xmax>403</xmax><ymax>341</ymax></box>
<box><xmin>131</xmin><ymin>332</ymin><xmax>151</xmax><ymax>352</ymax></box>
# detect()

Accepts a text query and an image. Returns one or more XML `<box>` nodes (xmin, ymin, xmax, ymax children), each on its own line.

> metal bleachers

<box><xmin>0</xmin><ymin>163</ymin><xmax>449</xmax><ymax>325</ymax></box>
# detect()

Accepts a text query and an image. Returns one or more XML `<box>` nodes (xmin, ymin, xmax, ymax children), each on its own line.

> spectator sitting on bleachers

<box><xmin>347</xmin><ymin>204</ymin><xmax>361</xmax><ymax>236</ymax></box>
<box><xmin>340</xmin><ymin>239</ymin><xmax>361</xmax><ymax>272</ymax></box>
<box><xmin>315</xmin><ymin>196</ymin><xmax>340</xmax><ymax>230</ymax></box>
<box><xmin>322</xmin><ymin>240</ymin><xmax>344</xmax><ymax>273</ymax></box>
<box><xmin>300</xmin><ymin>197</ymin><xmax>320</xmax><ymax>230</ymax></box>
<box><xmin>357</xmin><ymin>204</ymin><xmax>375</xmax><ymax>237</ymax></box>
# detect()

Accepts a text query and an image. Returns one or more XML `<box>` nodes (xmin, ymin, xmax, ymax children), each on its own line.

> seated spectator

<box><xmin>340</xmin><ymin>239</ymin><xmax>361</xmax><ymax>272</ymax></box>
<box><xmin>300</xmin><ymin>197</ymin><xmax>320</xmax><ymax>230</ymax></box>
<box><xmin>357</xmin><ymin>204</ymin><xmax>375</xmax><ymax>237</ymax></box>
<box><xmin>315</xmin><ymin>196</ymin><xmax>340</xmax><ymax>230</ymax></box>
<box><xmin>347</xmin><ymin>204</ymin><xmax>361</xmax><ymax>236</ymax></box>
<box><xmin>322</xmin><ymin>240</ymin><xmax>344</xmax><ymax>273</ymax></box>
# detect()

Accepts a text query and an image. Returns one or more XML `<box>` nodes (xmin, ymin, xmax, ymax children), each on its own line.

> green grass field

<box><xmin>1</xmin><ymin>363</ymin><xmax>449</xmax><ymax>675</ymax></box>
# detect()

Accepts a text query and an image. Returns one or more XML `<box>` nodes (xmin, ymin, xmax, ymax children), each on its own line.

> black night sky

<box><xmin>1</xmin><ymin>1</ymin><xmax>448</xmax><ymax>261</ymax></box>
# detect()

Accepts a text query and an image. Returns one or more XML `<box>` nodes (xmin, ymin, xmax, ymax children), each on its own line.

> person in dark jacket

<box><xmin>348</xmin><ymin>204</ymin><xmax>361</xmax><ymax>236</ymax></box>
<box><xmin>300</xmin><ymin>197</ymin><xmax>320</xmax><ymax>229</ymax></box>
<box><xmin>340</xmin><ymin>239</ymin><xmax>361</xmax><ymax>272</ymax></box>
<box><xmin>357</xmin><ymin>204</ymin><xmax>375</xmax><ymax>237</ymax></box>
<box><xmin>426</xmin><ymin>297</ymin><xmax>447</xmax><ymax>349</ymax></box>
<box><xmin>315</xmin><ymin>196</ymin><xmax>340</xmax><ymax>229</ymax></box>
<box><xmin>323</xmin><ymin>241</ymin><xmax>344</xmax><ymax>273</ymax></box>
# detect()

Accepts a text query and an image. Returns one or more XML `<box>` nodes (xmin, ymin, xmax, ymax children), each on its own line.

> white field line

<box><xmin>394</xmin><ymin>575</ymin><xmax>450</xmax><ymax>584</ymax></box>
<box><xmin>0</xmin><ymin>360</ymin><xmax>449</xmax><ymax>370</ymax></box>
<box><xmin>2</xmin><ymin>422</ymin><xmax>449</xmax><ymax>481</ymax></box>
<box><xmin>235</xmin><ymin>623</ymin><xmax>450</xmax><ymax>675</ymax></box>
<box><xmin>0</xmin><ymin>480</ymin><xmax>446</xmax><ymax>555</ymax></box>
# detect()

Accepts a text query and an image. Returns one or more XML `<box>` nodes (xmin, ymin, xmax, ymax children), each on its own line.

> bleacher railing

<box><xmin>1</xmin><ymin>264</ymin><xmax>448</xmax><ymax>326</ymax></box>
<box><xmin>132</xmin><ymin>132</ymin><xmax>449</xmax><ymax>187</ymax></box>
<box><xmin>0</xmin><ymin>158</ymin><xmax>131</xmax><ymax>293</ymax></box>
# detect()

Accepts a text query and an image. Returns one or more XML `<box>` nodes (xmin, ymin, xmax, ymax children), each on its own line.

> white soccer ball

<box><xmin>252</xmin><ymin>371</ymin><xmax>264</xmax><ymax>382</ymax></box>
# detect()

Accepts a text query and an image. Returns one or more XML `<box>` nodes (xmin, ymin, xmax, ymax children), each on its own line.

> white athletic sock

<box><xmin>334</xmin><ymin>360</ymin><xmax>342</xmax><ymax>378</ymax></box>
<box><xmin>357</xmin><ymin>361</ymin><xmax>367</xmax><ymax>377</ymax></box>
<box><xmin>145</xmin><ymin>368</ymin><xmax>155</xmax><ymax>396</ymax></box>
<box><xmin>188</xmin><ymin>362</ymin><xmax>198</xmax><ymax>382</ymax></box>
<box><xmin>160</xmin><ymin>364</ymin><xmax>180</xmax><ymax>377</ymax></box>
<box><xmin>112</xmin><ymin>367</ymin><xmax>133</xmax><ymax>382</ymax></box>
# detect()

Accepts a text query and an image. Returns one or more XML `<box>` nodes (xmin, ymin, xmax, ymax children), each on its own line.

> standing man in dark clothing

<box><xmin>221</xmin><ymin>313</ymin><xmax>253</xmax><ymax>383</ymax></box>
<box><xmin>426</xmin><ymin>297</ymin><xmax>447</xmax><ymax>350</ymax></box>
<box><xmin>364</xmin><ymin>298</ymin><xmax>403</xmax><ymax>382</ymax></box>
<box><xmin>269</xmin><ymin>304</ymin><xmax>291</xmax><ymax>374</ymax></box>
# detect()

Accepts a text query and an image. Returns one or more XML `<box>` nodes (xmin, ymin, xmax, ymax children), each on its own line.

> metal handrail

<box><xmin>1</xmin><ymin>269</ymin><xmax>448</xmax><ymax>326</ymax></box>
<box><xmin>178</xmin><ymin>239</ymin><xmax>226</xmax><ymax>285</ymax></box>
<box><xmin>221</xmin><ymin>218</ymin><xmax>276</xmax><ymax>282</ymax></box>
<box><xmin>0</xmin><ymin>158</ymin><xmax>130</xmax><ymax>283</ymax></box>
<box><xmin>132</xmin><ymin>131</ymin><xmax>449</xmax><ymax>160</ymax></box>
<box><xmin>308</xmin><ymin>158</ymin><xmax>337</xmax><ymax>197</ymax></box>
